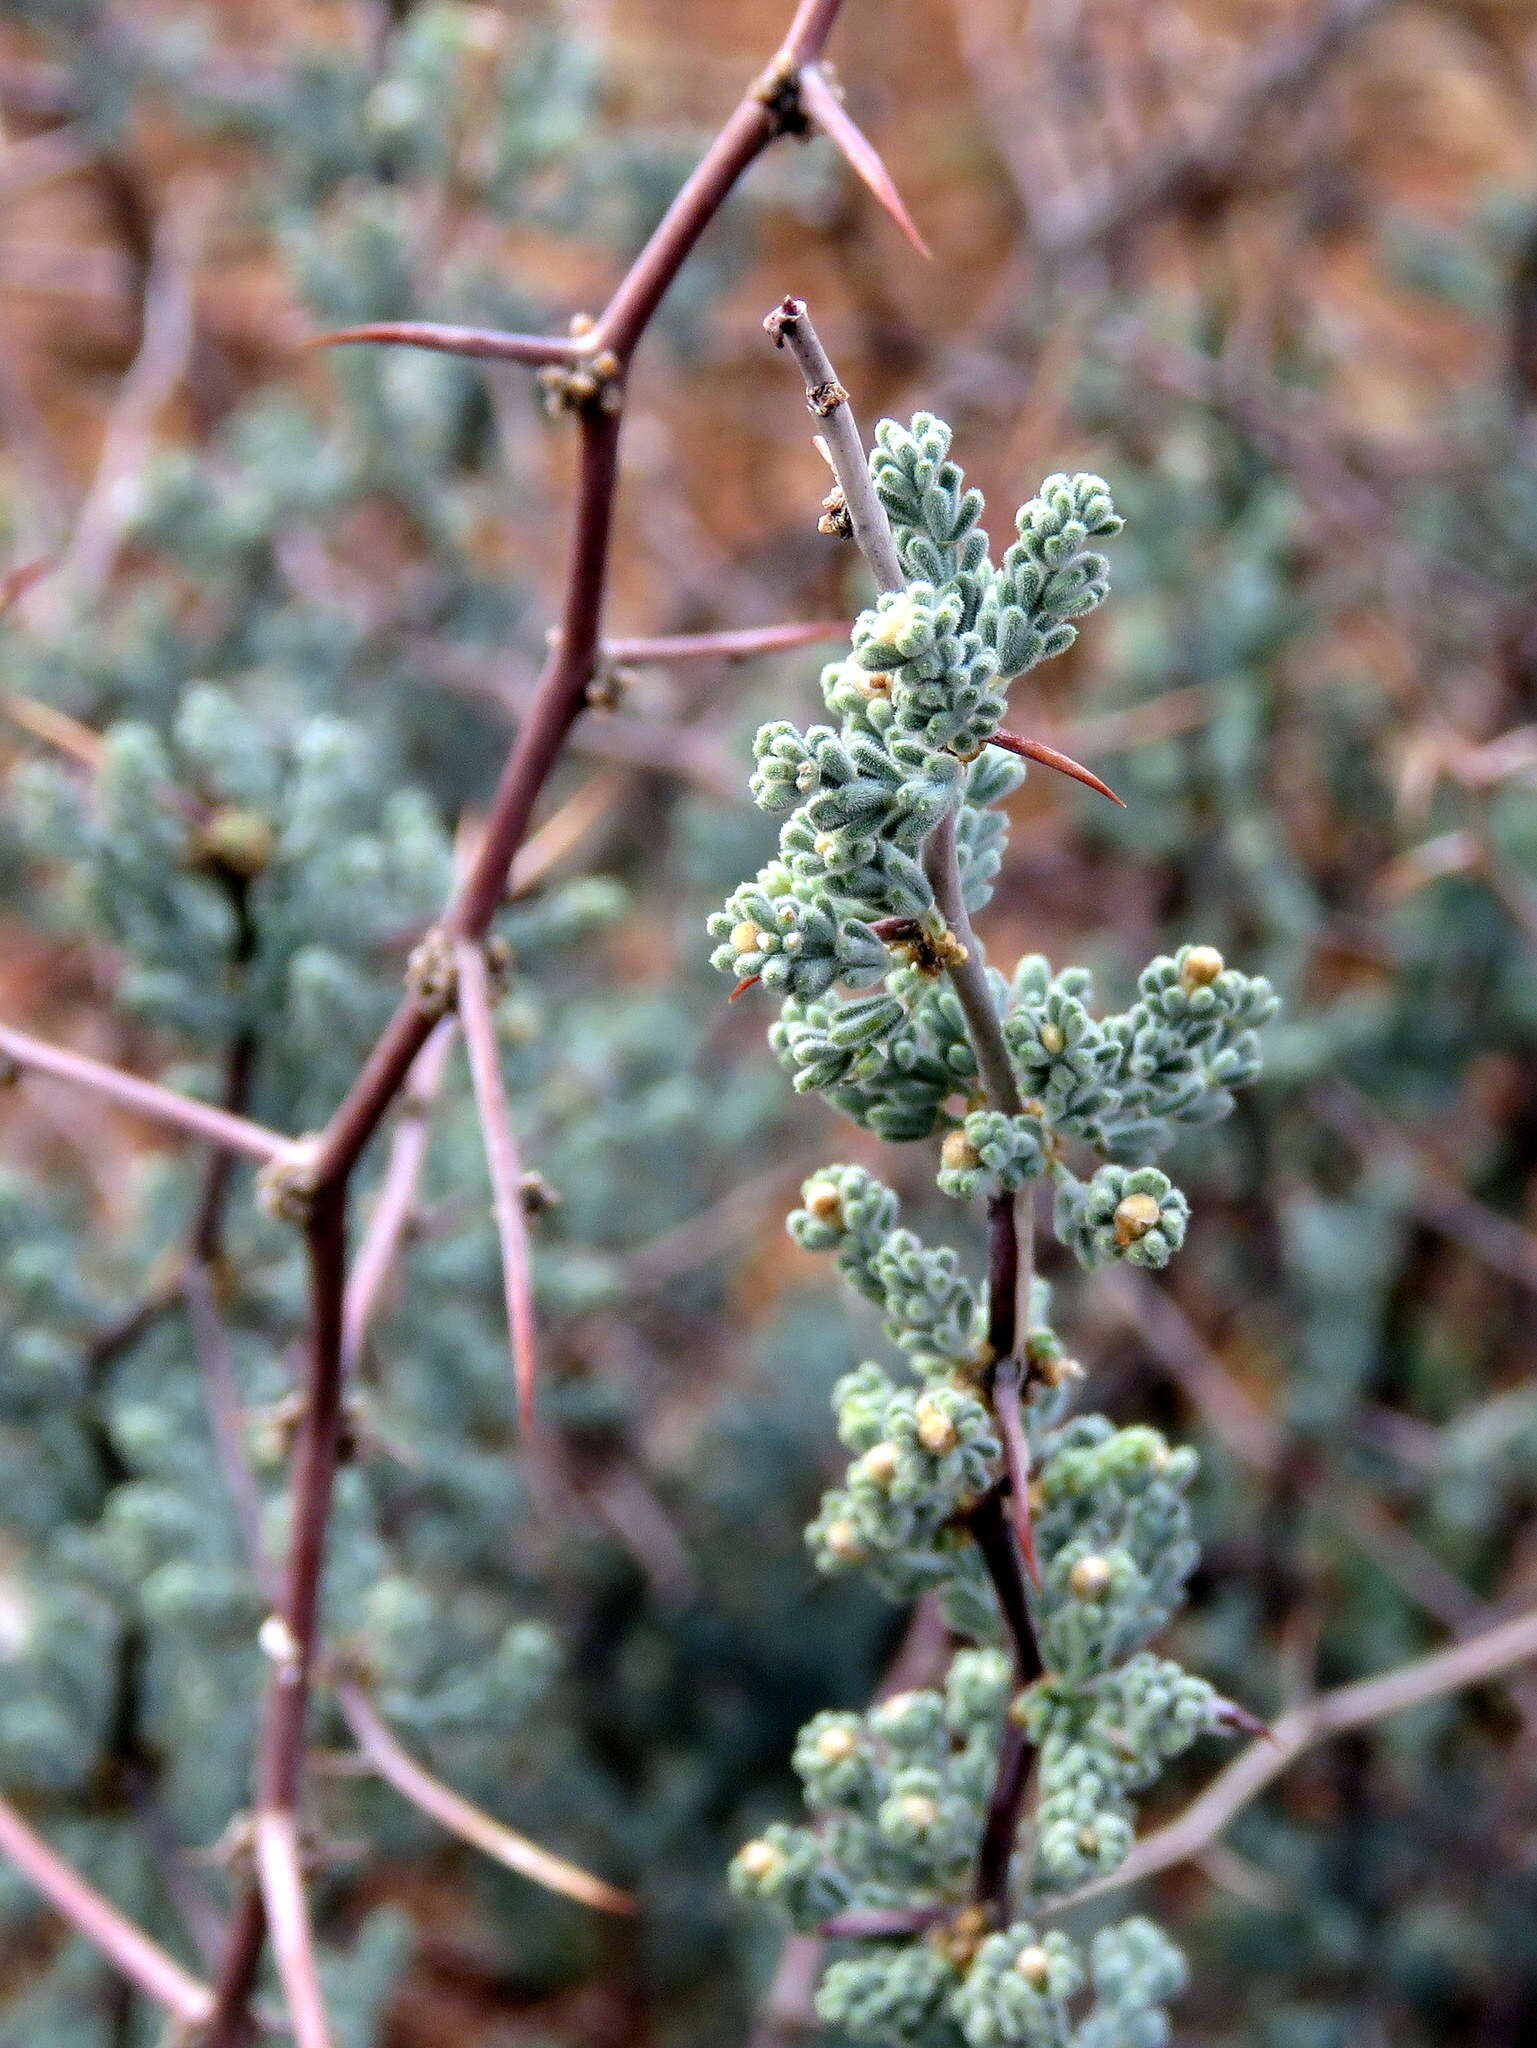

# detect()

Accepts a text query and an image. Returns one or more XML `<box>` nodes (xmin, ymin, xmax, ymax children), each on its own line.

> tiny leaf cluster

<box><xmin>718</xmin><ymin>413</ymin><xmax>1278</xmax><ymax>2046</ymax></box>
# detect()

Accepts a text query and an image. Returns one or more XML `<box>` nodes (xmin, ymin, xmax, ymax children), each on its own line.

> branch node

<box><xmin>407</xmin><ymin>928</ymin><xmax>511</xmax><ymax>1018</ymax></box>
<box><xmin>818</xmin><ymin>485</ymin><xmax>852</xmax><ymax>537</ymax></box>
<box><xmin>584</xmin><ymin>659</ymin><xmax>633</xmax><ymax>711</ymax></box>
<box><xmin>519</xmin><ymin>1170</ymin><xmax>562</xmax><ymax>1217</ymax></box>
<box><xmin>404</xmin><ymin>926</ymin><xmax>459</xmax><ymax>1017</ymax></box>
<box><xmin>255</xmin><ymin>1137</ymin><xmax>324</xmax><ymax>1228</ymax></box>
<box><xmin>537</xmin><ymin>350</ymin><xmax>623</xmax><ymax>418</ymax></box>
<box><xmin>750</xmin><ymin>55</ymin><xmax>809</xmax><ymax>134</ymax></box>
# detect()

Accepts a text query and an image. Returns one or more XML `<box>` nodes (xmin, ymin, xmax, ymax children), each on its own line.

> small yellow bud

<box><xmin>1069</xmin><ymin>1554</ymin><xmax>1113</xmax><ymax>1600</ymax></box>
<box><xmin>1113</xmin><ymin>1192</ymin><xmax>1162</xmax><ymax>1246</ymax></box>
<box><xmin>898</xmin><ymin>1793</ymin><xmax>940</xmax><ymax>1831</ymax></box>
<box><xmin>1040</xmin><ymin>1353</ymin><xmax>1086</xmax><ymax>1389</ymax></box>
<box><xmin>568</xmin><ymin>311</ymin><xmax>596</xmax><ymax>336</ymax></box>
<box><xmin>730</xmin><ymin>920</ymin><xmax>764</xmax><ymax>955</ymax></box>
<box><xmin>1015</xmin><ymin>1944</ymin><xmax>1053</xmax><ymax>1988</ymax></box>
<box><xmin>869</xmin><ymin>594</ymin><xmax>919</xmax><ymax>648</ymax></box>
<box><xmin>1180</xmin><ymin>945</ymin><xmax>1225</xmax><ymax>990</ymax></box>
<box><xmin>736</xmin><ymin>1839</ymin><xmax>782</xmax><ymax>1881</ymax></box>
<box><xmin>915</xmin><ymin>1398</ymin><xmax>959</xmax><ymax>1455</ymax></box>
<box><xmin>196</xmin><ymin>807</ymin><xmax>274</xmax><ymax>878</ymax></box>
<box><xmin>824</xmin><ymin>1518</ymin><xmax>864</xmax><ymax>1562</ymax></box>
<box><xmin>1039</xmin><ymin>1022</ymin><xmax>1066</xmax><ymax>1055</ymax></box>
<box><xmin>940</xmin><ymin>1128</ymin><xmax>981</xmax><ymax>1174</ymax></box>
<box><xmin>863</xmin><ymin>1442</ymin><xmax>901</xmax><ymax>1486</ymax></box>
<box><xmin>813</xmin><ymin>832</ymin><xmax>837</xmax><ymax>859</ymax></box>
<box><xmin>816</xmin><ymin>1726</ymin><xmax>858</xmax><ymax>1764</ymax></box>
<box><xmin>855</xmin><ymin>670</ymin><xmax>893</xmax><ymax>698</ymax></box>
<box><xmin>803</xmin><ymin>1181</ymin><xmax>844</xmax><ymax>1225</ymax></box>
<box><xmin>1077</xmin><ymin>1825</ymin><xmax>1102</xmax><ymax>1856</ymax></box>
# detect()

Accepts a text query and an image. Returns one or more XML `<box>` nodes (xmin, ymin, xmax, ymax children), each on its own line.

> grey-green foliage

<box><xmin>721</xmin><ymin>415</ymin><xmax>1276</xmax><ymax>2045</ymax></box>
<box><xmin>710</xmin><ymin>415</ymin><xmax>1276</xmax><ymax>1247</ymax></box>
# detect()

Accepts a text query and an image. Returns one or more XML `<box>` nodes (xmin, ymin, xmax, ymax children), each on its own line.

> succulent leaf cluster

<box><xmin>721</xmin><ymin>415</ymin><xmax>1278</xmax><ymax>2046</ymax></box>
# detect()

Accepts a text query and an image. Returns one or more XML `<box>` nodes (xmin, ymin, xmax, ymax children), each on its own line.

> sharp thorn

<box><xmin>990</xmin><ymin>731</ymin><xmax>1126</xmax><ymax>806</ymax></box>
<box><xmin>799</xmin><ymin>65</ymin><xmax>932</xmax><ymax>261</ymax></box>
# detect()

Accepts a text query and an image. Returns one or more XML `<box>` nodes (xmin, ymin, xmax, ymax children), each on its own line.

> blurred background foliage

<box><xmin>0</xmin><ymin>0</ymin><xmax>1536</xmax><ymax>2043</ymax></box>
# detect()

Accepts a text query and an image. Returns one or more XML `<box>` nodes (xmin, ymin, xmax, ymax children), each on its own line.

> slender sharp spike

<box><xmin>1214</xmin><ymin>1697</ymin><xmax>1280</xmax><ymax>1744</ymax></box>
<box><xmin>457</xmin><ymin>941</ymin><xmax>541</xmax><ymax>1436</ymax></box>
<box><xmin>993</xmin><ymin>1364</ymin><xmax>1043</xmax><ymax>1590</ymax></box>
<box><xmin>0</xmin><ymin>557</ymin><xmax>49</xmax><ymax>615</ymax></box>
<box><xmin>990</xmin><ymin>730</ymin><xmax>1127</xmax><ymax>807</ymax></box>
<box><xmin>729</xmin><ymin>975</ymin><xmax>761</xmax><ymax>1002</ymax></box>
<box><xmin>307</xmin><ymin>322</ymin><xmax>576</xmax><ymax>367</ymax></box>
<box><xmin>798</xmin><ymin>64</ymin><xmax>933</xmax><ymax>260</ymax></box>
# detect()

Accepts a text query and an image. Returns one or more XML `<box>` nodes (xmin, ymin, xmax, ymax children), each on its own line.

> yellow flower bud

<box><xmin>196</xmin><ymin>807</ymin><xmax>274</xmax><ymax>878</ymax></box>
<box><xmin>915</xmin><ymin>1398</ymin><xmax>959</xmax><ymax>1455</ymax></box>
<box><xmin>1015</xmin><ymin>1944</ymin><xmax>1053</xmax><ymax>1988</ymax></box>
<box><xmin>1113</xmin><ymin>1192</ymin><xmax>1162</xmax><ymax>1245</ymax></box>
<box><xmin>868</xmin><ymin>594</ymin><xmax>919</xmax><ymax>648</ymax></box>
<box><xmin>816</xmin><ymin>1725</ymin><xmax>858</xmax><ymax>1764</ymax></box>
<box><xmin>897</xmin><ymin>1793</ymin><xmax>940</xmax><ymax>1831</ymax></box>
<box><xmin>863</xmin><ymin>1442</ymin><xmax>901</xmax><ymax>1486</ymax></box>
<box><xmin>730</xmin><ymin>920</ymin><xmax>763</xmax><ymax>955</ymax></box>
<box><xmin>736</xmin><ymin>1839</ymin><xmax>782</xmax><ymax>1881</ymax></box>
<box><xmin>1069</xmin><ymin>1554</ymin><xmax>1113</xmax><ymax>1599</ymax></box>
<box><xmin>940</xmin><ymin>1128</ymin><xmax>981</xmax><ymax>1174</ymax></box>
<box><xmin>1179</xmin><ymin>945</ymin><xmax>1225</xmax><ymax>990</ymax></box>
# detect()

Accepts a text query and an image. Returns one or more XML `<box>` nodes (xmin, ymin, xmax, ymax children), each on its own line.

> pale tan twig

<box><xmin>1056</xmin><ymin>1604</ymin><xmax>1537</xmax><ymax>1910</ymax></box>
<box><xmin>334</xmin><ymin>1682</ymin><xmax>634</xmax><ymax>1915</ymax></box>
<box><xmin>0</xmin><ymin>1792</ymin><xmax>213</xmax><ymax>2027</ymax></box>
<box><xmin>340</xmin><ymin>1019</ymin><xmax>457</xmax><ymax>1378</ymax></box>
<box><xmin>0</xmin><ymin>1021</ymin><xmax>287</xmax><ymax>1162</ymax></box>
<box><xmin>51</xmin><ymin>190</ymin><xmax>206</xmax><ymax>612</ymax></box>
<box><xmin>253</xmin><ymin>1809</ymin><xmax>332</xmax><ymax>2048</ymax></box>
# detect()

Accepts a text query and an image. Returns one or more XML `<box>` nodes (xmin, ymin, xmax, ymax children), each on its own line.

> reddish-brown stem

<box><xmin>310</xmin><ymin>404</ymin><xmax>622</xmax><ymax>1194</ymax></box>
<box><xmin>456</xmin><ymin>409</ymin><xmax>624</xmax><ymax>939</ymax></box>
<box><xmin>0</xmin><ymin>1021</ymin><xmax>286</xmax><ymax>1162</ymax></box>
<box><xmin>243</xmin><ymin>1194</ymin><xmax>347</xmax><ymax>2045</ymax></box>
<box><xmin>202</xmin><ymin>1878</ymin><xmax>266</xmax><ymax>2047</ymax></box>
<box><xmin>3</xmin><ymin>5</ymin><xmax>863</xmax><ymax>2033</ymax></box>
<box><xmin>0</xmin><ymin>1792</ymin><xmax>214</xmax><ymax>2026</ymax></box>
<box><xmin>594</xmin><ymin>6</ymin><xmax>846</xmax><ymax>357</ymax></box>
<box><xmin>456</xmin><ymin>940</ymin><xmax>541</xmax><ymax>1433</ymax></box>
<box><xmin>973</xmin><ymin>1715</ymin><xmax>1033</xmax><ymax>1919</ymax></box>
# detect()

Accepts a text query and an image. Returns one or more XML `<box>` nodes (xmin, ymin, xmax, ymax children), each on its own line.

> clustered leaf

<box><xmin>722</xmin><ymin>412</ymin><xmax>1280</xmax><ymax>2048</ymax></box>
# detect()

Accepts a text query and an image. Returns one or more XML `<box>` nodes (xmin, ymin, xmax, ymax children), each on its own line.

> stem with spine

<box><xmin>768</xmin><ymin>297</ymin><xmax>1043</xmax><ymax>1927</ymax></box>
